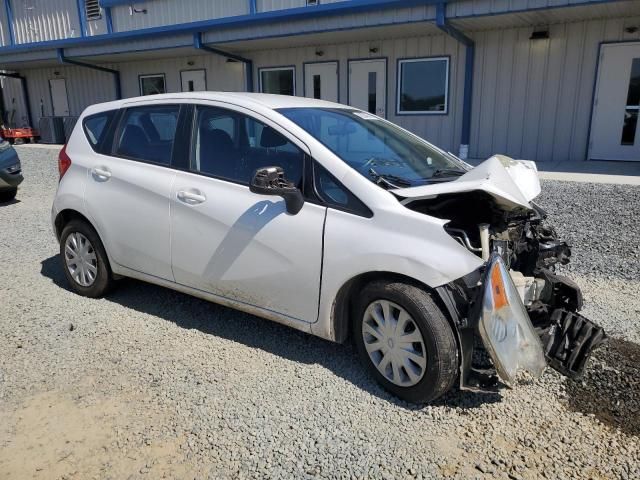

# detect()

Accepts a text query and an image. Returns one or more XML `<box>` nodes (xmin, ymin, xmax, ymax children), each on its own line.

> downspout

<box><xmin>57</xmin><ymin>48</ymin><xmax>122</xmax><ymax>99</ymax></box>
<box><xmin>4</xmin><ymin>0</ymin><xmax>15</xmax><ymax>45</ymax></box>
<box><xmin>193</xmin><ymin>32</ymin><xmax>254</xmax><ymax>92</ymax></box>
<box><xmin>0</xmin><ymin>72</ymin><xmax>34</xmax><ymax>127</ymax></box>
<box><xmin>104</xmin><ymin>7</ymin><xmax>114</xmax><ymax>34</ymax></box>
<box><xmin>435</xmin><ymin>2</ymin><xmax>474</xmax><ymax>160</ymax></box>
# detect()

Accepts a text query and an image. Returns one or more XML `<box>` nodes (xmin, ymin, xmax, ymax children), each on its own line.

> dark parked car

<box><xmin>0</xmin><ymin>136</ymin><xmax>23</xmax><ymax>202</ymax></box>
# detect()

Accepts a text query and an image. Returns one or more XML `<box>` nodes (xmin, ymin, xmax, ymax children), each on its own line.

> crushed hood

<box><xmin>393</xmin><ymin>155</ymin><xmax>541</xmax><ymax>211</ymax></box>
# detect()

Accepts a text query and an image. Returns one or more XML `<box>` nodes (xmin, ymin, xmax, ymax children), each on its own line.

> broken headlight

<box><xmin>478</xmin><ymin>254</ymin><xmax>546</xmax><ymax>384</ymax></box>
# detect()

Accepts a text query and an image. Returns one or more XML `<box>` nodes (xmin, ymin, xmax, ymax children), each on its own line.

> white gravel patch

<box><xmin>0</xmin><ymin>147</ymin><xmax>638</xmax><ymax>479</ymax></box>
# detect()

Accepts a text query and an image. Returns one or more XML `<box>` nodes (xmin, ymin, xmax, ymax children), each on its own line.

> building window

<box><xmin>397</xmin><ymin>57</ymin><xmax>449</xmax><ymax>115</ymax></box>
<box><xmin>139</xmin><ymin>74</ymin><xmax>167</xmax><ymax>96</ymax></box>
<box><xmin>260</xmin><ymin>67</ymin><xmax>296</xmax><ymax>96</ymax></box>
<box><xmin>84</xmin><ymin>0</ymin><xmax>101</xmax><ymax>20</ymax></box>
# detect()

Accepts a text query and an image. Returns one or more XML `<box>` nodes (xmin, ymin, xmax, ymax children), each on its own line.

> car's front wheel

<box><xmin>353</xmin><ymin>280</ymin><xmax>459</xmax><ymax>403</ymax></box>
<box><xmin>60</xmin><ymin>220</ymin><xmax>113</xmax><ymax>297</ymax></box>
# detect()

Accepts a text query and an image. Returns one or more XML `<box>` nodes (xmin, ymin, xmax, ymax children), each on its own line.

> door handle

<box><xmin>177</xmin><ymin>189</ymin><xmax>206</xmax><ymax>205</ymax></box>
<box><xmin>91</xmin><ymin>166</ymin><xmax>111</xmax><ymax>180</ymax></box>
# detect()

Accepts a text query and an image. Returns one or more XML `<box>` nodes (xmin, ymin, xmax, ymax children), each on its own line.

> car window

<box><xmin>115</xmin><ymin>105</ymin><xmax>180</xmax><ymax>165</ymax></box>
<box><xmin>314</xmin><ymin>161</ymin><xmax>372</xmax><ymax>217</ymax></box>
<box><xmin>191</xmin><ymin>105</ymin><xmax>304</xmax><ymax>187</ymax></box>
<box><xmin>83</xmin><ymin>110</ymin><xmax>116</xmax><ymax>153</ymax></box>
<box><xmin>279</xmin><ymin>107</ymin><xmax>467</xmax><ymax>189</ymax></box>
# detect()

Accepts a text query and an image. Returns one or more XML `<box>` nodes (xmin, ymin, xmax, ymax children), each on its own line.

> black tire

<box><xmin>353</xmin><ymin>280</ymin><xmax>459</xmax><ymax>403</ymax></box>
<box><xmin>60</xmin><ymin>219</ymin><xmax>114</xmax><ymax>298</ymax></box>
<box><xmin>0</xmin><ymin>187</ymin><xmax>17</xmax><ymax>202</ymax></box>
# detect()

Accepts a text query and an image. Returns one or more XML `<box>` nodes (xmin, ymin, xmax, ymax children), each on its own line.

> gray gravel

<box><xmin>0</xmin><ymin>146</ymin><xmax>638</xmax><ymax>479</ymax></box>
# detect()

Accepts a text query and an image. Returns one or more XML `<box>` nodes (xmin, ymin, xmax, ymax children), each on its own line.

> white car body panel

<box><xmin>393</xmin><ymin>155</ymin><xmax>541</xmax><ymax>210</ymax></box>
<box><xmin>170</xmin><ymin>169</ymin><xmax>326</xmax><ymax>323</ymax></box>
<box><xmin>53</xmin><ymin>92</ymin><xmax>538</xmax><ymax>343</ymax></box>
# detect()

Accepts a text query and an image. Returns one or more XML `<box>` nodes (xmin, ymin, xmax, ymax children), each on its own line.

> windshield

<box><xmin>278</xmin><ymin>107</ymin><xmax>467</xmax><ymax>189</ymax></box>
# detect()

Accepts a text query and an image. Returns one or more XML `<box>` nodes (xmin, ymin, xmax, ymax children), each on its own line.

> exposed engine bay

<box><xmin>403</xmin><ymin>189</ymin><xmax>607</xmax><ymax>389</ymax></box>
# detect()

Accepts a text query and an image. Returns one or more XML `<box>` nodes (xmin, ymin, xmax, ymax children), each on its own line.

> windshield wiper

<box><xmin>368</xmin><ymin>168</ymin><xmax>413</xmax><ymax>189</ymax></box>
<box><xmin>431</xmin><ymin>168</ymin><xmax>466</xmax><ymax>178</ymax></box>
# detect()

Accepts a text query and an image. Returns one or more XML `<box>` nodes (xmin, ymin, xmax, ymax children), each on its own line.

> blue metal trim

<box><xmin>0</xmin><ymin>0</ymin><xmax>440</xmax><ymax>54</ymax></box>
<box><xmin>302</xmin><ymin>60</ymin><xmax>340</xmax><ymax>102</ymax></box>
<box><xmin>435</xmin><ymin>2</ymin><xmax>473</xmax><ymax>149</ymax></box>
<box><xmin>0</xmin><ymin>71</ymin><xmax>34</xmax><ymax>127</ymax></box>
<box><xmin>57</xmin><ymin>48</ymin><xmax>122</xmax><ymax>99</ymax></box>
<box><xmin>395</xmin><ymin>56</ymin><xmax>450</xmax><ymax>116</ymax></box>
<box><xmin>249</xmin><ymin>0</ymin><xmax>257</xmax><ymax>15</ymax></box>
<box><xmin>4</xmin><ymin>0</ymin><xmax>15</xmax><ymax>45</ymax></box>
<box><xmin>346</xmin><ymin>57</ymin><xmax>388</xmax><ymax>119</ymax></box>
<box><xmin>99</xmin><ymin>0</ymin><xmax>148</xmax><ymax>6</ymax></box>
<box><xmin>193</xmin><ymin>32</ymin><xmax>253</xmax><ymax>92</ymax></box>
<box><xmin>258</xmin><ymin>65</ymin><xmax>297</xmax><ymax>95</ymax></box>
<box><xmin>76</xmin><ymin>0</ymin><xmax>88</xmax><ymax>37</ymax></box>
<box><xmin>104</xmin><ymin>6</ymin><xmax>114</xmax><ymax>34</ymax></box>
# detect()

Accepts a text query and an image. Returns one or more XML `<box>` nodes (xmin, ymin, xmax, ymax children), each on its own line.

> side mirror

<box><xmin>249</xmin><ymin>166</ymin><xmax>304</xmax><ymax>215</ymax></box>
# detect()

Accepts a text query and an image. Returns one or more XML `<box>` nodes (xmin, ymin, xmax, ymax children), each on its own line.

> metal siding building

<box><xmin>1</xmin><ymin>0</ymin><xmax>639</xmax><ymax>163</ymax></box>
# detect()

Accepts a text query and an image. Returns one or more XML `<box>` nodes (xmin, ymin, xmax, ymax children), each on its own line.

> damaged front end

<box><xmin>396</xmin><ymin>156</ymin><xmax>606</xmax><ymax>390</ymax></box>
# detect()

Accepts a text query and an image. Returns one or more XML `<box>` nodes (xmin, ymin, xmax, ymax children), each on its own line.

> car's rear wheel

<box><xmin>60</xmin><ymin>220</ymin><xmax>113</xmax><ymax>297</ymax></box>
<box><xmin>0</xmin><ymin>187</ymin><xmax>17</xmax><ymax>202</ymax></box>
<box><xmin>353</xmin><ymin>280</ymin><xmax>459</xmax><ymax>403</ymax></box>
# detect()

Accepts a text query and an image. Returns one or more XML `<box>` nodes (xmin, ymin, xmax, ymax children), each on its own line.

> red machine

<box><xmin>0</xmin><ymin>127</ymin><xmax>39</xmax><ymax>144</ymax></box>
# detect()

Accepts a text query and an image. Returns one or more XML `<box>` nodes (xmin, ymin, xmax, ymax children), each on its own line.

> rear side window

<box><xmin>115</xmin><ymin>105</ymin><xmax>180</xmax><ymax>165</ymax></box>
<box><xmin>83</xmin><ymin>110</ymin><xmax>116</xmax><ymax>153</ymax></box>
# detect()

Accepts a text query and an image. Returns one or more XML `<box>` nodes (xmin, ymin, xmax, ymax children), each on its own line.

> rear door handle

<box><xmin>177</xmin><ymin>189</ymin><xmax>206</xmax><ymax>205</ymax></box>
<box><xmin>91</xmin><ymin>167</ymin><xmax>111</xmax><ymax>180</ymax></box>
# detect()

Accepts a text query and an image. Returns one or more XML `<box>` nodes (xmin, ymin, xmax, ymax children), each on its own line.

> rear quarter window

<box><xmin>83</xmin><ymin>110</ymin><xmax>116</xmax><ymax>153</ymax></box>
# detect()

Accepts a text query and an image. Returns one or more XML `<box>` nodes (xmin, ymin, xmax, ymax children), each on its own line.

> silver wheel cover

<box><xmin>64</xmin><ymin>232</ymin><xmax>98</xmax><ymax>287</ymax></box>
<box><xmin>362</xmin><ymin>300</ymin><xmax>427</xmax><ymax>387</ymax></box>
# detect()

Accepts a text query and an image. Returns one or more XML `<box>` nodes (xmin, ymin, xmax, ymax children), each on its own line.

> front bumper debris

<box><xmin>540</xmin><ymin>309</ymin><xmax>607</xmax><ymax>379</ymax></box>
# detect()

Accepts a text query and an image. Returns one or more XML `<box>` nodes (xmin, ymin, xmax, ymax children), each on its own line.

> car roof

<box><xmin>85</xmin><ymin>92</ymin><xmax>352</xmax><ymax>115</ymax></box>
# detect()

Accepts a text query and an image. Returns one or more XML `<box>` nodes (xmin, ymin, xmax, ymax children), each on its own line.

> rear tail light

<box><xmin>58</xmin><ymin>144</ymin><xmax>71</xmax><ymax>181</ymax></box>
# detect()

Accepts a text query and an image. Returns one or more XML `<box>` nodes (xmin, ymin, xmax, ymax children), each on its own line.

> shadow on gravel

<box><xmin>41</xmin><ymin>254</ymin><xmax>502</xmax><ymax>410</ymax></box>
<box><xmin>565</xmin><ymin>338</ymin><xmax>640</xmax><ymax>436</ymax></box>
<box><xmin>0</xmin><ymin>198</ymin><xmax>20</xmax><ymax>207</ymax></box>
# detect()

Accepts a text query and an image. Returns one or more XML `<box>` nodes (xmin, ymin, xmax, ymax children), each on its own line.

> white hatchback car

<box><xmin>52</xmin><ymin>93</ymin><xmax>605</xmax><ymax>402</ymax></box>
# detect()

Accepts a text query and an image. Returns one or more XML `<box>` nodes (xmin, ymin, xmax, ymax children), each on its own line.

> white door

<box><xmin>304</xmin><ymin>62</ymin><xmax>338</xmax><ymax>102</ymax></box>
<box><xmin>49</xmin><ymin>78</ymin><xmax>69</xmax><ymax>116</ymax></box>
<box><xmin>589</xmin><ymin>42</ymin><xmax>640</xmax><ymax>161</ymax></box>
<box><xmin>84</xmin><ymin>104</ymin><xmax>180</xmax><ymax>281</ymax></box>
<box><xmin>181</xmin><ymin>69</ymin><xmax>207</xmax><ymax>92</ymax></box>
<box><xmin>348</xmin><ymin>59</ymin><xmax>386</xmax><ymax>117</ymax></box>
<box><xmin>170</xmin><ymin>103</ymin><xmax>325</xmax><ymax>323</ymax></box>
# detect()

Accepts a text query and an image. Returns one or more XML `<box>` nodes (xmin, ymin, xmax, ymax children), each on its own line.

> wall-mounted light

<box><xmin>530</xmin><ymin>29</ymin><xmax>549</xmax><ymax>40</ymax></box>
<box><xmin>53</xmin><ymin>71</ymin><xmax>60</xmax><ymax>76</ymax></box>
<box><xmin>369</xmin><ymin>47</ymin><xmax>379</xmax><ymax>54</ymax></box>
<box><xmin>625</xmin><ymin>26</ymin><xmax>639</xmax><ymax>34</ymax></box>
<box><xmin>315</xmin><ymin>50</ymin><xmax>324</xmax><ymax>57</ymax></box>
<box><xmin>187</xmin><ymin>60</ymin><xmax>195</xmax><ymax>66</ymax></box>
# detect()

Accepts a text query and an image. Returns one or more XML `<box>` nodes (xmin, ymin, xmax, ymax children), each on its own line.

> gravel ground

<box><xmin>0</xmin><ymin>146</ymin><xmax>638</xmax><ymax>479</ymax></box>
